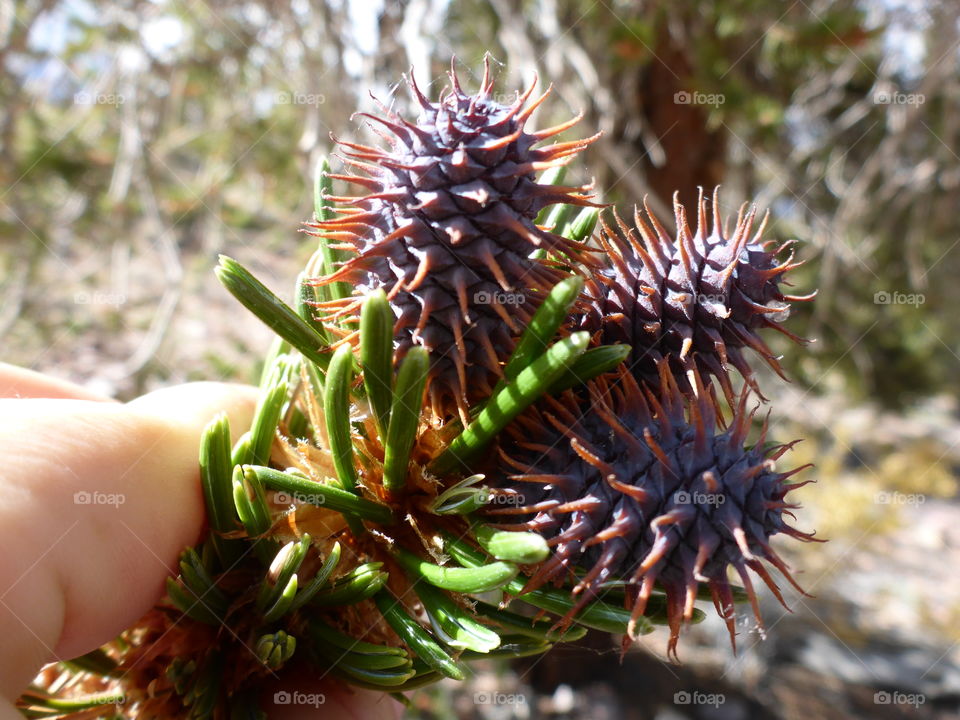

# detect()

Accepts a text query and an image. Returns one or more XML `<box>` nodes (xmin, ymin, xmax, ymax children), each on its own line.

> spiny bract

<box><xmin>581</xmin><ymin>188</ymin><xmax>815</xmax><ymax>404</ymax></box>
<box><xmin>309</xmin><ymin>60</ymin><xmax>597</xmax><ymax>421</ymax></box>
<box><xmin>492</xmin><ymin>362</ymin><xmax>818</xmax><ymax>656</ymax></box>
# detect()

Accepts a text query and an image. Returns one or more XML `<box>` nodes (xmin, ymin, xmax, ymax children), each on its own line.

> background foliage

<box><xmin>3</xmin><ymin>0</ymin><xmax>957</xmax><ymax>406</ymax></box>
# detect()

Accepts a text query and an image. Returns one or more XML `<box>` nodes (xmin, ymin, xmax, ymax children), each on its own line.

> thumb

<box><xmin>0</xmin><ymin>382</ymin><xmax>257</xmax><ymax>700</ymax></box>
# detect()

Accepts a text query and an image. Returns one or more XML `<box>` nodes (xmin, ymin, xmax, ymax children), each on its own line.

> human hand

<box><xmin>0</xmin><ymin>364</ymin><xmax>401</xmax><ymax>719</ymax></box>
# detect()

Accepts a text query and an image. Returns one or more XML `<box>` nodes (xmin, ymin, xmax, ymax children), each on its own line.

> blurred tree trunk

<box><xmin>637</xmin><ymin>36</ymin><xmax>727</xmax><ymax>210</ymax></box>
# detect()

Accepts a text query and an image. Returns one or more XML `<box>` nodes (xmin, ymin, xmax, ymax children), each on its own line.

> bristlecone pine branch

<box><xmin>19</xmin><ymin>61</ymin><xmax>819</xmax><ymax>720</ymax></box>
<box><xmin>307</xmin><ymin>58</ymin><xmax>599</xmax><ymax>422</ymax></box>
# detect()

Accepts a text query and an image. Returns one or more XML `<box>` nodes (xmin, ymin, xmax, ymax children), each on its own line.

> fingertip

<box><xmin>127</xmin><ymin>381</ymin><xmax>260</xmax><ymax>441</ymax></box>
<box><xmin>0</xmin><ymin>363</ymin><xmax>114</xmax><ymax>402</ymax></box>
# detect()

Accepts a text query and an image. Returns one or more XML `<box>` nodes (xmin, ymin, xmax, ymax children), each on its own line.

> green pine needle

<box><xmin>178</xmin><ymin>548</ymin><xmax>228</xmax><ymax>613</ymax></box>
<box><xmin>289</xmin><ymin>541</ymin><xmax>342</xmax><ymax>610</ymax></box>
<box><xmin>441</xmin><ymin>533</ymin><xmax>676</xmax><ymax>636</ymax></box>
<box><xmin>359</xmin><ymin>289</ymin><xmax>395</xmax><ymax>437</ymax></box>
<box><xmin>256</xmin><ymin>536</ymin><xmax>310</xmax><ymax>613</ymax></box>
<box><xmin>323</xmin><ymin>344</ymin><xmax>359</xmax><ymax>493</ymax></box>
<box><xmin>507</xmin><ymin>583</ymin><xmax>654</xmax><ymax>636</ymax></box>
<box><xmin>215</xmin><ymin>255</ymin><xmax>331</xmax><ymax>372</ymax></box>
<box><xmin>259</xmin><ymin>336</ymin><xmax>293</xmax><ymax>386</ymax></box>
<box><xmin>471</xmin><ymin>601</ymin><xmax>588</xmax><ymax>643</ymax></box>
<box><xmin>310</xmin><ymin>563</ymin><xmax>388</xmax><ymax>606</ymax></box>
<box><xmin>382</xmin><ymin>347</ymin><xmax>429</xmax><ymax>494</ymax></box>
<box><xmin>428</xmin><ymin>474</ymin><xmax>489</xmax><ymax>515</ymax></box>
<box><xmin>17</xmin><ymin>691</ymin><xmax>127</xmax><ymax>714</ymax></box>
<box><xmin>296</xmin><ymin>271</ymin><xmax>330</xmax><ymax>340</ymax></box>
<box><xmin>60</xmin><ymin>649</ymin><xmax>120</xmax><ymax>678</ymax></box>
<box><xmin>199</xmin><ymin>414</ymin><xmax>240</xmax><ymax>564</ymax></box>
<box><xmin>308</xmin><ymin>619</ymin><xmax>408</xmax><ymax>657</ymax></box>
<box><xmin>548</xmin><ymin>343</ymin><xmax>631</xmax><ymax>394</ymax></box>
<box><xmin>324</xmin><ymin>661</ymin><xmax>416</xmax><ymax>687</ymax></box>
<box><xmin>246</xmin><ymin>466</ymin><xmax>394</xmax><ymax>525</ymax></box>
<box><xmin>233</xmin><ymin>466</ymin><xmax>272</xmax><ymax>537</ymax></box>
<box><xmin>413</xmin><ymin>581</ymin><xmax>501</xmax><ymax>653</ymax></box>
<box><xmin>165</xmin><ymin>577</ymin><xmax>222</xmax><ymax>626</ymax></box>
<box><xmin>561</xmin><ymin>206</ymin><xmax>600</xmax><ymax>243</ymax></box>
<box><xmin>393</xmin><ymin>547</ymin><xmax>517</xmax><ymax>594</ymax></box>
<box><xmin>459</xmin><ymin>636</ymin><xmax>552</xmax><ymax>661</ymax></box>
<box><xmin>533</xmin><ymin>165</ymin><xmax>567</xmax><ymax>226</ymax></box>
<box><xmin>472</xmin><ymin>523</ymin><xmax>549</xmax><ymax>565</ymax></box>
<box><xmin>322</xmin><ymin>344</ymin><xmax>367</xmax><ymax>535</ymax></box>
<box><xmin>499</xmin><ymin>275</ymin><xmax>584</xmax><ymax>389</ymax></box>
<box><xmin>230</xmin><ymin>431</ymin><xmax>252</xmax><ymax>467</ymax></box>
<box><xmin>313</xmin><ymin>157</ymin><xmax>351</xmax><ymax>301</ymax></box>
<box><xmin>431</xmin><ymin>332</ymin><xmax>589</xmax><ymax>474</ymax></box>
<box><xmin>374</xmin><ymin>592</ymin><xmax>466</xmax><ymax>681</ymax></box>
<box><xmin>244</xmin><ymin>358</ymin><xmax>291</xmax><ymax>467</ymax></box>
<box><xmin>261</xmin><ymin>574</ymin><xmax>299</xmax><ymax>623</ymax></box>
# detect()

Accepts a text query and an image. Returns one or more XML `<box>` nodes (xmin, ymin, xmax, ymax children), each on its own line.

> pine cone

<box><xmin>582</xmin><ymin>188</ymin><xmax>814</xmax><ymax>403</ymax></box>
<box><xmin>310</xmin><ymin>60</ymin><xmax>598</xmax><ymax>420</ymax></box>
<box><xmin>493</xmin><ymin>362</ymin><xmax>818</xmax><ymax>656</ymax></box>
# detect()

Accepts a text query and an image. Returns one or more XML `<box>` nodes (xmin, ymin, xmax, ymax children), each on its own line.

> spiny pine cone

<box><xmin>492</xmin><ymin>362</ymin><xmax>818</xmax><ymax>656</ymax></box>
<box><xmin>309</xmin><ymin>60</ymin><xmax>598</xmax><ymax>420</ymax></box>
<box><xmin>582</xmin><ymin>187</ymin><xmax>814</xmax><ymax>403</ymax></box>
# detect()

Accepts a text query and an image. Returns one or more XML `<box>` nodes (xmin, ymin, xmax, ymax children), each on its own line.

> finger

<box><xmin>0</xmin><ymin>698</ymin><xmax>22</xmax><ymax>720</ymax></box>
<box><xmin>0</xmin><ymin>382</ymin><xmax>257</xmax><ymax>701</ymax></box>
<box><xmin>0</xmin><ymin>363</ymin><xmax>114</xmax><ymax>402</ymax></box>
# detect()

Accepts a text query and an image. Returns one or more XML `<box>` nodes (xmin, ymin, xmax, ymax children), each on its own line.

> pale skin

<box><xmin>0</xmin><ymin>364</ymin><xmax>401</xmax><ymax>719</ymax></box>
